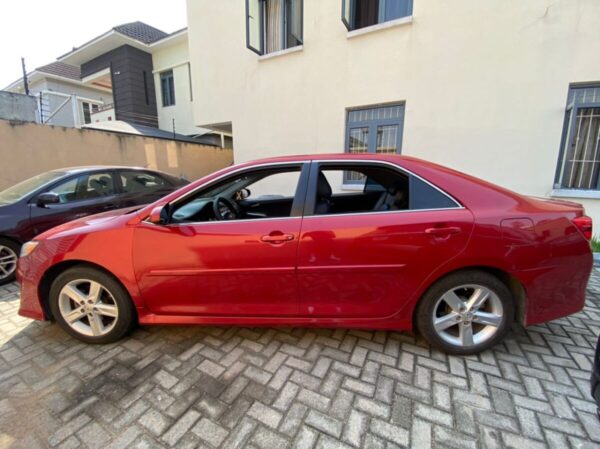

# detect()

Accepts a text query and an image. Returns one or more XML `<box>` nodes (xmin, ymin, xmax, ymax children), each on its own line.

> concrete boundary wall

<box><xmin>0</xmin><ymin>92</ymin><xmax>38</xmax><ymax>123</ymax></box>
<box><xmin>0</xmin><ymin>119</ymin><xmax>233</xmax><ymax>190</ymax></box>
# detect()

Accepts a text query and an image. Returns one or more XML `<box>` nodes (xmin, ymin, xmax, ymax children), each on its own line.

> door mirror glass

<box><xmin>36</xmin><ymin>192</ymin><xmax>60</xmax><ymax>208</ymax></box>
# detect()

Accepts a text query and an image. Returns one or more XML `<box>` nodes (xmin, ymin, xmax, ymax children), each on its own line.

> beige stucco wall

<box><xmin>152</xmin><ymin>36</ymin><xmax>199</xmax><ymax>136</ymax></box>
<box><xmin>187</xmin><ymin>0</ymin><xmax>600</xmax><ymax>222</ymax></box>
<box><xmin>0</xmin><ymin>120</ymin><xmax>233</xmax><ymax>190</ymax></box>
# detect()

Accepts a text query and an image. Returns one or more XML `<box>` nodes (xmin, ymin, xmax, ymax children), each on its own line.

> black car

<box><xmin>592</xmin><ymin>333</ymin><xmax>600</xmax><ymax>418</ymax></box>
<box><xmin>0</xmin><ymin>166</ymin><xmax>188</xmax><ymax>285</ymax></box>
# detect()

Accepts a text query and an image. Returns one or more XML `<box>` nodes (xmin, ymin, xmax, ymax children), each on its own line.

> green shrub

<box><xmin>591</xmin><ymin>236</ymin><xmax>600</xmax><ymax>253</ymax></box>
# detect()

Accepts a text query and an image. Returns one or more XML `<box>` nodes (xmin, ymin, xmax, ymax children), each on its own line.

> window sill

<box><xmin>347</xmin><ymin>16</ymin><xmax>413</xmax><ymax>39</ymax></box>
<box><xmin>258</xmin><ymin>45</ymin><xmax>303</xmax><ymax>61</ymax></box>
<box><xmin>551</xmin><ymin>189</ymin><xmax>600</xmax><ymax>200</ymax></box>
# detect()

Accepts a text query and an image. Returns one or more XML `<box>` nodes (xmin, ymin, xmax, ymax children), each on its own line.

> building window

<box><xmin>345</xmin><ymin>104</ymin><xmax>405</xmax><ymax>182</ymax></box>
<box><xmin>342</xmin><ymin>0</ymin><xmax>413</xmax><ymax>31</ymax></box>
<box><xmin>555</xmin><ymin>84</ymin><xmax>600</xmax><ymax>190</ymax></box>
<box><xmin>143</xmin><ymin>71</ymin><xmax>150</xmax><ymax>105</ymax></box>
<box><xmin>160</xmin><ymin>70</ymin><xmax>175</xmax><ymax>107</ymax></box>
<box><xmin>81</xmin><ymin>102</ymin><xmax>99</xmax><ymax>125</ymax></box>
<box><xmin>246</xmin><ymin>0</ymin><xmax>303</xmax><ymax>55</ymax></box>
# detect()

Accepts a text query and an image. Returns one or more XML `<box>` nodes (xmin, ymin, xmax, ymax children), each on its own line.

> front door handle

<box><xmin>425</xmin><ymin>226</ymin><xmax>462</xmax><ymax>236</ymax></box>
<box><xmin>261</xmin><ymin>232</ymin><xmax>294</xmax><ymax>244</ymax></box>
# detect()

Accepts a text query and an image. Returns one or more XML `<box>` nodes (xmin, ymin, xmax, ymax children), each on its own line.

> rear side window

<box><xmin>120</xmin><ymin>171</ymin><xmax>169</xmax><ymax>194</ymax></box>
<box><xmin>311</xmin><ymin>163</ymin><xmax>458</xmax><ymax>215</ymax></box>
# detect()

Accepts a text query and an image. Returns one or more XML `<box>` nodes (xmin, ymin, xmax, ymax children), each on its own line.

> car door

<box><xmin>296</xmin><ymin>161</ymin><xmax>474</xmax><ymax>318</ymax></box>
<box><xmin>28</xmin><ymin>171</ymin><xmax>120</xmax><ymax>238</ymax></box>
<box><xmin>116</xmin><ymin>170</ymin><xmax>179</xmax><ymax>208</ymax></box>
<box><xmin>132</xmin><ymin>162</ymin><xmax>310</xmax><ymax>316</ymax></box>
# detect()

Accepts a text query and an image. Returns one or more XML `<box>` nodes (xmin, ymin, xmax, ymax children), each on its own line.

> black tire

<box><xmin>0</xmin><ymin>238</ymin><xmax>20</xmax><ymax>286</ymax></box>
<box><xmin>415</xmin><ymin>270</ymin><xmax>514</xmax><ymax>355</ymax></box>
<box><xmin>49</xmin><ymin>266</ymin><xmax>136</xmax><ymax>344</ymax></box>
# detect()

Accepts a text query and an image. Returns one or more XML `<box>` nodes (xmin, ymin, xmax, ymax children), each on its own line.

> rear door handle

<box><xmin>425</xmin><ymin>226</ymin><xmax>462</xmax><ymax>236</ymax></box>
<box><xmin>261</xmin><ymin>232</ymin><xmax>294</xmax><ymax>244</ymax></box>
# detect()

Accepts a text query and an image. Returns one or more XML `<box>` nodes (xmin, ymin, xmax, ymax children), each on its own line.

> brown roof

<box><xmin>35</xmin><ymin>61</ymin><xmax>81</xmax><ymax>81</ymax></box>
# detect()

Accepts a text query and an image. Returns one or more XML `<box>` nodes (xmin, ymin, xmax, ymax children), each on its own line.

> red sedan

<box><xmin>17</xmin><ymin>154</ymin><xmax>593</xmax><ymax>354</ymax></box>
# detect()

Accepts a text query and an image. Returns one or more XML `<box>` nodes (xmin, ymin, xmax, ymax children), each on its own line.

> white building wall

<box><xmin>187</xmin><ymin>0</ymin><xmax>600</xmax><ymax>224</ymax></box>
<box><xmin>27</xmin><ymin>78</ymin><xmax>110</xmax><ymax>128</ymax></box>
<box><xmin>152</xmin><ymin>37</ymin><xmax>199</xmax><ymax>136</ymax></box>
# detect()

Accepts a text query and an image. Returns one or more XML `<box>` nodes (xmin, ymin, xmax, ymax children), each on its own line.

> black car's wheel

<box><xmin>49</xmin><ymin>266</ymin><xmax>136</xmax><ymax>344</ymax></box>
<box><xmin>591</xmin><ymin>334</ymin><xmax>600</xmax><ymax>420</ymax></box>
<box><xmin>415</xmin><ymin>270</ymin><xmax>514</xmax><ymax>355</ymax></box>
<box><xmin>0</xmin><ymin>238</ymin><xmax>20</xmax><ymax>286</ymax></box>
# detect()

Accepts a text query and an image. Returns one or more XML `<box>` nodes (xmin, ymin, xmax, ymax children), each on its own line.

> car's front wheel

<box><xmin>0</xmin><ymin>238</ymin><xmax>20</xmax><ymax>286</ymax></box>
<box><xmin>416</xmin><ymin>270</ymin><xmax>514</xmax><ymax>355</ymax></box>
<box><xmin>49</xmin><ymin>266</ymin><xmax>135</xmax><ymax>344</ymax></box>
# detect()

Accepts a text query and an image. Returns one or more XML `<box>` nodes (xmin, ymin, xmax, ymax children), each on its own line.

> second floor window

<box><xmin>342</xmin><ymin>0</ymin><xmax>413</xmax><ymax>31</ymax></box>
<box><xmin>160</xmin><ymin>70</ymin><xmax>175</xmax><ymax>107</ymax></box>
<box><xmin>555</xmin><ymin>84</ymin><xmax>600</xmax><ymax>190</ymax></box>
<box><xmin>246</xmin><ymin>0</ymin><xmax>303</xmax><ymax>55</ymax></box>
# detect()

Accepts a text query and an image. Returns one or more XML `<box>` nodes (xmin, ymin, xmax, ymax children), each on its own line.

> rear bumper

<box><xmin>517</xmin><ymin>252</ymin><xmax>593</xmax><ymax>326</ymax></box>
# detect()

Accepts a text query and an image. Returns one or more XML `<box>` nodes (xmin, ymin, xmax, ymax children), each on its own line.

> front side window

<box><xmin>170</xmin><ymin>166</ymin><xmax>303</xmax><ymax>223</ymax></box>
<box><xmin>48</xmin><ymin>172</ymin><xmax>116</xmax><ymax>204</ymax></box>
<box><xmin>246</xmin><ymin>0</ymin><xmax>303</xmax><ymax>55</ymax></box>
<box><xmin>345</xmin><ymin>104</ymin><xmax>405</xmax><ymax>182</ymax></box>
<box><xmin>342</xmin><ymin>0</ymin><xmax>413</xmax><ymax>31</ymax></box>
<box><xmin>310</xmin><ymin>164</ymin><xmax>457</xmax><ymax>216</ymax></box>
<box><xmin>160</xmin><ymin>70</ymin><xmax>175</xmax><ymax>107</ymax></box>
<box><xmin>555</xmin><ymin>84</ymin><xmax>600</xmax><ymax>190</ymax></box>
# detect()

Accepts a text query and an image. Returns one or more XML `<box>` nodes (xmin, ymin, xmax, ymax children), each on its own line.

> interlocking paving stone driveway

<box><xmin>0</xmin><ymin>272</ymin><xmax>600</xmax><ymax>449</ymax></box>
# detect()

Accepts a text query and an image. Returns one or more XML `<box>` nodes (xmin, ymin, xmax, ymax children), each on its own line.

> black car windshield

<box><xmin>0</xmin><ymin>171</ymin><xmax>67</xmax><ymax>205</ymax></box>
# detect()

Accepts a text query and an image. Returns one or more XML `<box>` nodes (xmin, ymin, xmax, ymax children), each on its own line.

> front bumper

<box><xmin>17</xmin><ymin>252</ymin><xmax>48</xmax><ymax>321</ymax></box>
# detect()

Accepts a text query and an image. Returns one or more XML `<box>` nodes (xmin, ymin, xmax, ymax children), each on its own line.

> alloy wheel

<box><xmin>431</xmin><ymin>284</ymin><xmax>504</xmax><ymax>348</ymax></box>
<box><xmin>0</xmin><ymin>245</ymin><xmax>18</xmax><ymax>281</ymax></box>
<box><xmin>58</xmin><ymin>279</ymin><xmax>119</xmax><ymax>337</ymax></box>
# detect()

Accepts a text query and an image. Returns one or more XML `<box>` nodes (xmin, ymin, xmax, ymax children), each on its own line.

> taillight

<box><xmin>573</xmin><ymin>215</ymin><xmax>593</xmax><ymax>240</ymax></box>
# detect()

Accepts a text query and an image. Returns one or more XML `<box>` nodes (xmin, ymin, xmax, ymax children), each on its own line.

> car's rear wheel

<box><xmin>0</xmin><ymin>238</ymin><xmax>20</xmax><ymax>286</ymax></box>
<box><xmin>49</xmin><ymin>267</ymin><xmax>135</xmax><ymax>344</ymax></box>
<box><xmin>416</xmin><ymin>270</ymin><xmax>514</xmax><ymax>355</ymax></box>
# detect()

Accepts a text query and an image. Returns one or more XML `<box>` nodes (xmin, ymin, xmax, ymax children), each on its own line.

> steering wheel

<box><xmin>213</xmin><ymin>196</ymin><xmax>238</xmax><ymax>220</ymax></box>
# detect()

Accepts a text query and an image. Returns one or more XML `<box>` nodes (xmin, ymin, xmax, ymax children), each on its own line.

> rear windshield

<box><xmin>0</xmin><ymin>171</ymin><xmax>66</xmax><ymax>205</ymax></box>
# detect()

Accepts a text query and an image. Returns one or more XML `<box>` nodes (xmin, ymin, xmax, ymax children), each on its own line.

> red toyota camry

<box><xmin>17</xmin><ymin>154</ymin><xmax>593</xmax><ymax>354</ymax></box>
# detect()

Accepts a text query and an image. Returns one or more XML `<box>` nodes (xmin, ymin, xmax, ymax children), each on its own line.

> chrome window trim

<box><xmin>145</xmin><ymin>158</ymin><xmax>464</xmax><ymax>227</ymax></box>
<box><xmin>301</xmin><ymin>206</ymin><xmax>465</xmax><ymax>221</ymax></box>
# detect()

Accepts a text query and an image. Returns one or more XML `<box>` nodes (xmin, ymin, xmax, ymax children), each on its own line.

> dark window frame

<box><xmin>160</xmin><ymin>70</ymin><xmax>176</xmax><ymax>107</ymax></box>
<box><xmin>246</xmin><ymin>0</ymin><xmax>304</xmax><ymax>56</ymax></box>
<box><xmin>342</xmin><ymin>0</ymin><xmax>413</xmax><ymax>32</ymax></box>
<box><xmin>554</xmin><ymin>83</ymin><xmax>600</xmax><ymax>190</ymax></box>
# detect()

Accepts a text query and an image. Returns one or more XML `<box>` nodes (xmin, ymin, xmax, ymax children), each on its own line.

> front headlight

<box><xmin>20</xmin><ymin>241</ymin><xmax>39</xmax><ymax>258</ymax></box>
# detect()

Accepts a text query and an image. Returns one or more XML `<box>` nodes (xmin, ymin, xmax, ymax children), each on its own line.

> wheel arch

<box><xmin>0</xmin><ymin>235</ymin><xmax>23</xmax><ymax>247</ymax></box>
<box><xmin>39</xmin><ymin>260</ymin><xmax>136</xmax><ymax>321</ymax></box>
<box><xmin>412</xmin><ymin>265</ymin><xmax>527</xmax><ymax>329</ymax></box>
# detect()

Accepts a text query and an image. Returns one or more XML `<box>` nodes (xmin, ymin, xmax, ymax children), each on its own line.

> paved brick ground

<box><xmin>0</xmin><ymin>272</ymin><xmax>599</xmax><ymax>449</ymax></box>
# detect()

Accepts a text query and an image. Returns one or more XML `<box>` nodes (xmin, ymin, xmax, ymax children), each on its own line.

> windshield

<box><xmin>0</xmin><ymin>171</ymin><xmax>67</xmax><ymax>205</ymax></box>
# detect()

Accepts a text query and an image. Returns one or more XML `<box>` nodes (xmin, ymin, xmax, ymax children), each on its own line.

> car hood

<box><xmin>35</xmin><ymin>206</ymin><xmax>141</xmax><ymax>241</ymax></box>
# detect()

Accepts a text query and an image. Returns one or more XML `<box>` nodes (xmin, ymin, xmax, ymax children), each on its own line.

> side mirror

<box><xmin>37</xmin><ymin>192</ymin><xmax>60</xmax><ymax>208</ymax></box>
<box><xmin>148</xmin><ymin>205</ymin><xmax>171</xmax><ymax>225</ymax></box>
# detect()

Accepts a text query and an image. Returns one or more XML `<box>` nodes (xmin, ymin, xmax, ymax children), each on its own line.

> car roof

<box><xmin>51</xmin><ymin>166</ymin><xmax>160</xmax><ymax>175</ymax></box>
